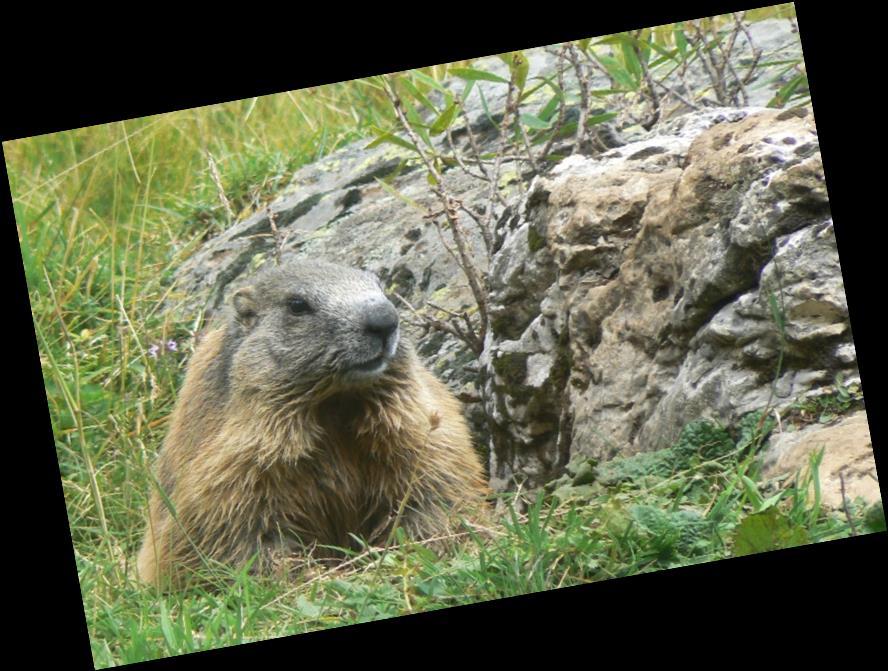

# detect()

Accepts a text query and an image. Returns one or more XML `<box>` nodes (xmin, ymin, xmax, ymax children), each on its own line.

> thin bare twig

<box><xmin>718</xmin><ymin>17</ymin><xmax>748</xmax><ymax>105</ymax></box>
<box><xmin>445</xmin><ymin>125</ymin><xmax>491</xmax><ymax>182</ymax></box>
<box><xmin>566</xmin><ymin>44</ymin><xmax>591</xmax><ymax>155</ymax></box>
<box><xmin>383</xmin><ymin>78</ymin><xmax>490</xmax><ymax>345</ymax></box>
<box><xmin>426</xmin><ymin>212</ymin><xmax>462</xmax><ymax>270</ymax></box>
<box><xmin>480</xmin><ymin>73</ymin><xmax>518</xmax><ymax>241</ymax></box>
<box><xmin>207</xmin><ymin>152</ymin><xmax>235</xmax><ymax>225</ymax></box>
<box><xmin>393</xmin><ymin>292</ymin><xmax>482</xmax><ymax>354</ymax></box>
<box><xmin>456</xmin><ymin>99</ymin><xmax>496</xmax><ymax>188</ymax></box>
<box><xmin>427</xmin><ymin>300</ymin><xmax>479</xmax><ymax>346</ymax></box>
<box><xmin>651</xmin><ymin>76</ymin><xmax>701</xmax><ymax>113</ymax></box>
<box><xmin>266</xmin><ymin>206</ymin><xmax>290</xmax><ymax>266</ymax></box>
<box><xmin>539</xmin><ymin>45</ymin><xmax>571</xmax><ymax>163</ymax></box>
<box><xmin>734</xmin><ymin>12</ymin><xmax>763</xmax><ymax>87</ymax></box>
<box><xmin>688</xmin><ymin>21</ymin><xmax>728</xmax><ymax>105</ymax></box>
<box><xmin>516</xmin><ymin>116</ymin><xmax>539</xmax><ymax>174</ymax></box>
<box><xmin>630</xmin><ymin>30</ymin><xmax>664</xmax><ymax>131</ymax></box>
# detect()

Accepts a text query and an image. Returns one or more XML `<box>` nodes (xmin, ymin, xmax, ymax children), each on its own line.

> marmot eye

<box><xmin>287</xmin><ymin>297</ymin><xmax>312</xmax><ymax>315</ymax></box>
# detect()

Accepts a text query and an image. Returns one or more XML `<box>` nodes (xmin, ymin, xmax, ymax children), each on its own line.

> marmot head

<box><xmin>226</xmin><ymin>260</ymin><xmax>404</xmax><ymax>396</ymax></box>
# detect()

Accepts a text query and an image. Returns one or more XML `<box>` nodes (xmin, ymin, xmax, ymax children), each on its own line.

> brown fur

<box><xmin>136</xmin><ymin>265</ymin><xmax>488</xmax><ymax>588</ymax></box>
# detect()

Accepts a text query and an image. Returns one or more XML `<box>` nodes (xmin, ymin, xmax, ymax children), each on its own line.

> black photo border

<box><xmin>3</xmin><ymin>1</ymin><xmax>884</xmax><ymax>668</ymax></box>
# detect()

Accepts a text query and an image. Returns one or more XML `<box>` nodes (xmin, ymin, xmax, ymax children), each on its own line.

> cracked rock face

<box><xmin>482</xmin><ymin>106</ymin><xmax>862</xmax><ymax>491</ymax></box>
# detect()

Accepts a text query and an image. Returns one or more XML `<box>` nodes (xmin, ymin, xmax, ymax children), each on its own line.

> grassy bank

<box><xmin>82</xmin><ymin>407</ymin><xmax>878</xmax><ymax>666</ymax></box>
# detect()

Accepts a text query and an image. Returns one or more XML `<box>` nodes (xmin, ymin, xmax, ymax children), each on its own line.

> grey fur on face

<box><xmin>227</xmin><ymin>260</ymin><xmax>403</xmax><ymax>394</ymax></box>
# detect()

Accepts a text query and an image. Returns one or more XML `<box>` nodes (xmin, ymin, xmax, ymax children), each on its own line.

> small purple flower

<box><xmin>148</xmin><ymin>344</ymin><xmax>160</xmax><ymax>359</ymax></box>
<box><xmin>166</xmin><ymin>340</ymin><xmax>178</xmax><ymax>352</ymax></box>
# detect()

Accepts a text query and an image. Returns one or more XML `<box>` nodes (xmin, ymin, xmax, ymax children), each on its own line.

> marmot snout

<box><xmin>136</xmin><ymin>259</ymin><xmax>488</xmax><ymax>588</ymax></box>
<box><xmin>341</xmin><ymin>294</ymin><xmax>401</xmax><ymax>381</ymax></box>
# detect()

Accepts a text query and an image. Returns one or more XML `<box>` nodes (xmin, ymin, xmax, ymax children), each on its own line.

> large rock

<box><xmin>481</xmin><ymin>106</ymin><xmax>862</xmax><ymax>490</ymax></box>
<box><xmin>761</xmin><ymin>411</ymin><xmax>880</xmax><ymax>511</ymax></box>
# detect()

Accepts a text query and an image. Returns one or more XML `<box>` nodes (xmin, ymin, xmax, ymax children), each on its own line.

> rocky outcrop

<box><xmin>481</xmin><ymin>106</ymin><xmax>860</xmax><ymax>491</ymax></box>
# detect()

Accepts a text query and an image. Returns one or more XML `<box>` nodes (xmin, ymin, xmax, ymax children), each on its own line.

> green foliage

<box><xmin>731</xmin><ymin>507</ymin><xmax>809</xmax><ymax>556</ymax></box>
<box><xmin>784</xmin><ymin>375</ymin><xmax>864</xmax><ymax>426</ymax></box>
<box><xmin>735</xmin><ymin>409</ymin><xmax>776</xmax><ymax>453</ymax></box>
<box><xmin>597</xmin><ymin>418</ymin><xmax>736</xmax><ymax>485</ymax></box>
<box><xmin>7</xmin><ymin>72</ymin><xmax>416</xmax><ymax>669</ymax></box>
<box><xmin>596</xmin><ymin>448</ymin><xmax>677</xmax><ymax>485</ymax></box>
<box><xmin>77</xmin><ymin>406</ymin><xmax>870</xmax><ymax>668</ymax></box>
<box><xmin>630</xmin><ymin>505</ymin><xmax>713</xmax><ymax>559</ymax></box>
<box><xmin>672</xmin><ymin>419</ymin><xmax>736</xmax><ymax>462</ymax></box>
<box><xmin>863</xmin><ymin>503</ymin><xmax>886</xmax><ymax>534</ymax></box>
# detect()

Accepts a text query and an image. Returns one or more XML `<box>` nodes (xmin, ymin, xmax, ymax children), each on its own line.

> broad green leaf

<box><xmin>595</xmin><ymin>35</ymin><xmax>627</xmax><ymax>46</ymax></box>
<box><xmin>768</xmin><ymin>73</ymin><xmax>808</xmax><ymax>108</ymax></box>
<box><xmin>647</xmin><ymin>41</ymin><xmax>678</xmax><ymax>62</ymax></box>
<box><xmin>364</xmin><ymin>131</ymin><xmax>417</xmax><ymax>152</ymax></box>
<box><xmin>649</xmin><ymin>54</ymin><xmax>675</xmax><ymax>69</ymax></box>
<box><xmin>411</xmin><ymin>69</ymin><xmax>450</xmax><ymax>94</ymax></box>
<box><xmin>634</xmin><ymin>31</ymin><xmax>652</xmax><ymax>66</ymax></box>
<box><xmin>675</xmin><ymin>25</ymin><xmax>688</xmax><ymax>57</ymax></box>
<box><xmin>295</xmin><ymin>596</ymin><xmax>322</xmax><ymax>618</ymax></box>
<box><xmin>430</xmin><ymin>101</ymin><xmax>458</xmax><ymax>135</ymax></box>
<box><xmin>537</xmin><ymin>93</ymin><xmax>562</xmax><ymax>123</ymax></box>
<box><xmin>399</xmin><ymin>76</ymin><xmax>437</xmax><ymax>113</ymax></box>
<box><xmin>620</xmin><ymin>37</ymin><xmax>643</xmax><ymax>83</ymax></box>
<box><xmin>741</xmin><ymin>474</ymin><xmax>764</xmax><ymax>508</ymax></box>
<box><xmin>520</xmin><ymin>113</ymin><xmax>551</xmax><ymax>130</ymax></box>
<box><xmin>159</xmin><ymin>602</ymin><xmax>178</xmax><ymax>650</ymax></box>
<box><xmin>508</xmin><ymin>50</ymin><xmax>530</xmax><ymax>91</ymax></box>
<box><xmin>732</xmin><ymin>507</ymin><xmax>809</xmax><ymax>557</ymax></box>
<box><xmin>864</xmin><ymin>503</ymin><xmax>886</xmax><ymax>534</ymax></box>
<box><xmin>530</xmin><ymin>129</ymin><xmax>554</xmax><ymax>146</ymax></box>
<box><xmin>652</xmin><ymin>24</ymin><xmax>672</xmax><ymax>48</ymax></box>
<box><xmin>403</xmin><ymin>100</ymin><xmax>432</xmax><ymax>147</ymax></box>
<box><xmin>461</xmin><ymin>79</ymin><xmax>475</xmax><ymax>101</ymax></box>
<box><xmin>477</xmin><ymin>87</ymin><xmax>498</xmax><ymax>130</ymax></box>
<box><xmin>539</xmin><ymin>74</ymin><xmax>566</xmax><ymax>98</ymax></box>
<box><xmin>586</xmin><ymin>111</ymin><xmax>618</xmax><ymax>125</ymax></box>
<box><xmin>761</xmin><ymin>63</ymin><xmax>801</xmax><ymax>87</ymax></box>
<box><xmin>518</xmin><ymin>76</ymin><xmax>554</xmax><ymax>104</ymax></box>
<box><xmin>450</xmin><ymin>67</ymin><xmax>510</xmax><ymax>84</ymax></box>
<box><xmin>557</xmin><ymin>120</ymin><xmax>578</xmax><ymax>138</ymax></box>
<box><xmin>756</xmin><ymin>492</ymin><xmax>785</xmax><ymax>513</ymax></box>
<box><xmin>597</xmin><ymin>55</ymin><xmax>637</xmax><ymax>90</ymax></box>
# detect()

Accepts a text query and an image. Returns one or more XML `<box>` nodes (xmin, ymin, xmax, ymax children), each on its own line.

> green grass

<box><xmin>7</xmin><ymin>81</ymin><xmax>406</xmax><ymax>666</ymax></box>
<box><xmin>80</xmin><ymin>424</ymin><xmax>879</xmax><ymax>667</ymax></box>
<box><xmin>7</xmin><ymin>7</ymin><xmax>878</xmax><ymax>668</ymax></box>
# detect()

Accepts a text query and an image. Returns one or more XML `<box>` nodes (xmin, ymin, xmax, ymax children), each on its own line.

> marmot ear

<box><xmin>232</xmin><ymin>287</ymin><xmax>258</xmax><ymax>329</ymax></box>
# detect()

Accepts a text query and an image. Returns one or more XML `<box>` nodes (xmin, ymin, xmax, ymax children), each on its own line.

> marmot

<box><xmin>136</xmin><ymin>260</ymin><xmax>489</xmax><ymax>588</ymax></box>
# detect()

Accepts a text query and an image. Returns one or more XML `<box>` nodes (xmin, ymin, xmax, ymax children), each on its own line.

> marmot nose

<box><xmin>362</xmin><ymin>299</ymin><xmax>399</xmax><ymax>341</ymax></box>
